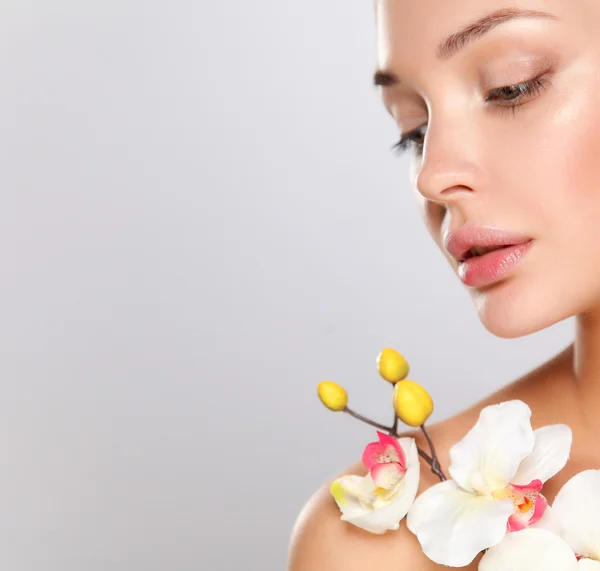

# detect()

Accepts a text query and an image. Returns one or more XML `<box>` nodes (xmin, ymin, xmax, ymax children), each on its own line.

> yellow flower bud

<box><xmin>376</xmin><ymin>348</ymin><xmax>410</xmax><ymax>383</ymax></box>
<box><xmin>317</xmin><ymin>381</ymin><xmax>348</xmax><ymax>412</ymax></box>
<box><xmin>393</xmin><ymin>380</ymin><xmax>433</xmax><ymax>427</ymax></box>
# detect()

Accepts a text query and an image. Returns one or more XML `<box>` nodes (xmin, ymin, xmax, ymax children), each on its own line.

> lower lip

<box><xmin>458</xmin><ymin>240</ymin><xmax>534</xmax><ymax>288</ymax></box>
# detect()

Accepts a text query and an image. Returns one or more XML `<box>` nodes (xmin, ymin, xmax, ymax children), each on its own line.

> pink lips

<box><xmin>444</xmin><ymin>225</ymin><xmax>534</xmax><ymax>288</ymax></box>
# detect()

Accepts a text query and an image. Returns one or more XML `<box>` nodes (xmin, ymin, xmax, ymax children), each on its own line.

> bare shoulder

<box><xmin>286</xmin><ymin>421</ymin><xmax>472</xmax><ymax>571</ymax></box>
<box><xmin>286</xmin><ymin>455</ymin><xmax>452</xmax><ymax>571</ymax></box>
<box><xmin>287</xmin><ymin>344</ymin><xmax>574</xmax><ymax>571</ymax></box>
<box><xmin>286</xmin><ymin>408</ymin><xmax>482</xmax><ymax>571</ymax></box>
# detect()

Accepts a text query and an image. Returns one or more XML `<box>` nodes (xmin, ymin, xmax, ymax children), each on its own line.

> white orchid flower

<box><xmin>479</xmin><ymin>528</ymin><xmax>590</xmax><ymax>570</ymax></box>
<box><xmin>480</xmin><ymin>470</ymin><xmax>600</xmax><ymax>570</ymax></box>
<box><xmin>330</xmin><ymin>431</ymin><xmax>420</xmax><ymax>534</ymax></box>
<box><xmin>406</xmin><ymin>400</ymin><xmax>572</xmax><ymax>567</ymax></box>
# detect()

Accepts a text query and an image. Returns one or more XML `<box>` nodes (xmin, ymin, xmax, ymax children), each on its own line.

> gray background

<box><xmin>7</xmin><ymin>1</ymin><xmax>573</xmax><ymax>570</ymax></box>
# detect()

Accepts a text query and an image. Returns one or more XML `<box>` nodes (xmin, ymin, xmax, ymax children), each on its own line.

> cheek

<box><xmin>526</xmin><ymin>76</ymin><xmax>600</xmax><ymax>244</ymax></box>
<box><xmin>560</xmin><ymin>108</ymin><xmax>600</xmax><ymax>213</ymax></box>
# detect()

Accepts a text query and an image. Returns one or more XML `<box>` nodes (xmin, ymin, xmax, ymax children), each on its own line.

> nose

<box><xmin>413</xmin><ymin>119</ymin><xmax>485</xmax><ymax>204</ymax></box>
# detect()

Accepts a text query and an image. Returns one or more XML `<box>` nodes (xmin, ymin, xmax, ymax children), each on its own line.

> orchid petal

<box><xmin>512</xmin><ymin>424</ymin><xmax>572</xmax><ymax>485</ymax></box>
<box><xmin>529</xmin><ymin>491</ymin><xmax>548</xmax><ymax>526</ymax></box>
<box><xmin>479</xmin><ymin>528</ymin><xmax>578</xmax><ymax>571</ymax></box>
<box><xmin>507</xmin><ymin>490</ymin><xmax>547</xmax><ymax>532</ymax></box>
<box><xmin>406</xmin><ymin>479</ymin><xmax>513</xmax><ymax>567</ymax></box>
<box><xmin>371</xmin><ymin>462</ymin><xmax>405</xmax><ymax>490</ymax></box>
<box><xmin>530</xmin><ymin>505</ymin><xmax>564</xmax><ymax>535</ymax></box>
<box><xmin>331</xmin><ymin>476</ymin><xmax>370</xmax><ymax>519</ymax></box>
<box><xmin>506</xmin><ymin>479</ymin><xmax>547</xmax><ymax>531</ymax></box>
<box><xmin>449</xmin><ymin>400</ymin><xmax>535</xmax><ymax>494</ymax></box>
<box><xmin>578</xmin><ymin>559</ymin><xmax>600</xmax><ymax>569</ymax></box>
<box><xmin>379</xmin><ymin>432</ymin><xmax>406</xmax><ymax>465</ymax></box>
<box><xmin>337</xmin><ymin>475</ymin><xmax>365</xmax><ymax>499</ymax></box>
<box><xmin>510</xmin><ymin>479</ymin><xmax>543</xmax><ymax>492</ymax></box>
<box><xmin>339</xmin><ymin>438</ymin><xmax>420</xmax><ymax>534</ymax></box>
<box><xmin>552</xmin><ymin>470</ymin><xmax>600</xmax><ymax>561</ymax></box>
<box><xmin>362</xmin><ymin>431</ymin><xmax>405</xmax><ymax>470</ymax></box>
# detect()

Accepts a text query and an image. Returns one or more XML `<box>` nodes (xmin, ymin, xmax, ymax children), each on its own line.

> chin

<box><xmin>469</xmin><ymin>277</ymin><xmax>575</xmax><ymax>339</ymax></box>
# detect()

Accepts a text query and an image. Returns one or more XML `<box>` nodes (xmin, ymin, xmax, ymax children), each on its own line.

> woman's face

<box><xmin>375</xmin><ymin>0</ymin><xmax>600</xmax><ymax>338</ymax></box>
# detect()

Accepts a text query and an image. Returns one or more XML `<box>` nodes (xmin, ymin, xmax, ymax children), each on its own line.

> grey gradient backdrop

<box><xmin>7</xmin><ymin>1</ymin><xmax>573</xmax><ymax>570</ymax></box>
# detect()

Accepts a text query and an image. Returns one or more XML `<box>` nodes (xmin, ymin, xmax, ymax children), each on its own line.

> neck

<box><xmin>574</xmin><ymin>309</ymin><xmax>600</xmax><ymax>381</ymax></box>
<box><xmin>571</xmin><ymin>309</ymin><xmax>600</xmax><ymax>425</ymax></box>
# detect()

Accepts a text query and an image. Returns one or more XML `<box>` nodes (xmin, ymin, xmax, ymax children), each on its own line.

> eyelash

<box><xmin>391</xmin><ymin>73</ymin><xmax>553</xmax><ymax>156</ymax></box>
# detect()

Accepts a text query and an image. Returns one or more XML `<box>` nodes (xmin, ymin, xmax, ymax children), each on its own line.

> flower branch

<box><xmin>316</xmin><ymin>346</ymin><xmax>583</xmax><ymax>571</ymax></box>
<box><xmin>343</xmin><ymin>406</ymin><xmax>394</xmax><ymax>434</ymax></box>
<box><xmin>420</xmin><ymin>424</ymin><xmax>446</xmax><ymax>481</ymax></box>
<box><xmin>317</xmin><ymin>373</ymin><xmax>446</xmax><ymax>481</ymax></box>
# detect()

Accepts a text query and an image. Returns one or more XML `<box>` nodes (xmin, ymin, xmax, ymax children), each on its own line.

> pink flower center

<box><xmin>361</xmin><ymin>431</ymin><xmax>407</xmax><ymax>492</ymax></box>
<box><xmin>492</xmin><ymin>479</ymin><xmax>548</xmax><ymax>532</ymax></box>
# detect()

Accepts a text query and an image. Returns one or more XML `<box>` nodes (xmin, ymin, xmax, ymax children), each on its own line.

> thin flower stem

<box><xmin>416</xmin><ymin>446</ymin><xmax>434</xmax><ymax>465</ymax></box>
<box><xmin>344</xmin><ymin>407</ymin><xmax>395</xmax><ymax>433</ymax></box>
<box><xmin>421</xmin><ymin>424</ymin><xmax>447</xmax><ymax>481</ymax></box>
<box><xmin>392</xmin><ymin>413</ymin><xmax>434</xmax><ymax>464</ymax></box>
<box><xmin>390</xmin><ymin>382</ymin><xmax>399</xmax><ymax>435</ymax></box>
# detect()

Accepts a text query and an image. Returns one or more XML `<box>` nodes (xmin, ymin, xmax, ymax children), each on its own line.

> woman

<box><xmin>287</xmin><ymin>1</ymin><xmax>600</xmax><ymax>569</ymax></box>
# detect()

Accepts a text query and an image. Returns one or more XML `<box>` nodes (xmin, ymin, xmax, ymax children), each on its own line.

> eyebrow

<box><xmin>373</xmin><ymin>7</ymin><xmax>558</xmax><ymax>87</ymax></box>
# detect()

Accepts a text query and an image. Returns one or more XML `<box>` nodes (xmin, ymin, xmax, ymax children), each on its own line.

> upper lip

<box><xmin>444</xmin><ymin>224</ymin><xmax>533</xmax><ymax>262</ymax></box>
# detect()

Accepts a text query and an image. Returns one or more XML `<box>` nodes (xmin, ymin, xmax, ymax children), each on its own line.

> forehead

<box><xmin>375</xmin><ymin>0</ymin><xmax>569</xmax><ymax>73</ymax></box>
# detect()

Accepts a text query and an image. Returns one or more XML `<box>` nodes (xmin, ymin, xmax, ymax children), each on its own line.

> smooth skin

<box><xmin>288</xmin><ymin>0</ymin><xmax>600</xmax><ymax>569</ymax></box>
